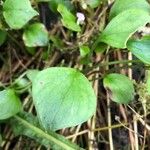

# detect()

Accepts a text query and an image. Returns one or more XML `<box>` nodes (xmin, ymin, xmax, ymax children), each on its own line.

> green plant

<box><xmin>0</xmin><ymin>0</ymin><xmax>150</xmax><ymax>149</ymax></box>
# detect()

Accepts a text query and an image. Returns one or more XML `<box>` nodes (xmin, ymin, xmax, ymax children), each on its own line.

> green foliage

<box><xmin>103</xmin><ymin>74</ymin><xmax>135</xmax><ymax>104</ymax></box>
<box><xmin>36</xmin><ymin>0</ymin><xmax>50</xmax><ymax>2</ymax></box>
<box><xmin>3</xmin><ymin>0</ymin><xmax>38</xmax><ymax>29</ymax></box>
<box><xmin>127</xmin><ymin>36</ymin><xmax>150</xmax><ymax>64</ymax></box>
<box><xmin>1</xmin><ymin>0</ymin><xmax>150</xmax><ymax>149</ymax></box>
<box><xmin>23</xmin><ymin>23</ymin><xmax>49</xmax><ymax>47</ymax></box>
<box><xmin>26</xmin><ymin>69</ymin><xmax>40</xmax><ymax>82</ymax></box>
<box><xmin>79</xmin><ymin>45</ymin><xmax>90</xmax><ymax>57</ymax></box>
<box><xmin>99</xmin><ymin>9</ymin><xmax>150</xmax><ymax>48</ymax></box>
<box><xmin>0</xmin><ymin>89</ymin><xmax>22</xmax><ymax>120</ymax></box>
<box><xmin>109</xmin><ymin>0</ymin><xmax>150</xmax><ymax>19</ymax></box>
<box><xmin>94</xmin><ymin>43</ymin><xmax>107</xmax><ymax>53</ymax></box>
<box><xmin>57</xmin><ymin>4</ymin><xmax>81</xmax><ymax>32</ymax></box>
<box><xmin>32</xmin><ymin>67</ymin><xmax>96</xmax><ymax>131</ymax></box>
<box><xmin>11</xmin><ymin>112</ymin><xmax>83</xmax><ymax>150</ymax></box>
<box><xmin>0</xmin><ymin>134</ymin><xmax>2</xmax><ymax>145</ymax></box>
<box><xmin>14</xmin><ymin>78</ymin><xmax>29</xmax><ymax>90</ymax></box>
<box><xmin>48</xmin><ymin>0</ymin><xmax>73</xmax><ymax>12</ymax></box>
<box><xmin>0</xmin><ymin>29</ymin><xmax>7</xmax><ymax>46</ymax></box>
<box><xmin>85</xmin><ymin>0</ymin><xmax>101</xmax><ymax>8</ymax></box>
<box><xmin>146</xmin><ymin>70</ymin><xmax>150</xmax><ymax>94</ymax></box>
<box><xmin>49</xmin><ymin>35</ymin><xmax>64</xmax><ymax>49</ymax></box>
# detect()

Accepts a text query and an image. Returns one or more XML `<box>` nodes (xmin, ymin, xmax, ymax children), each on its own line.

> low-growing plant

<box><xmin>0</xmin><ymin>0</ymin><xmax>150</xmax><ymax>149</ymax></box>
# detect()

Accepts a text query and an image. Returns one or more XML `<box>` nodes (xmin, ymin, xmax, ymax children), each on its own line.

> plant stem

<box><xmin>14</xmin><ymin>115</ymin><xmax>77</xmax><ymax>150</ymax></box>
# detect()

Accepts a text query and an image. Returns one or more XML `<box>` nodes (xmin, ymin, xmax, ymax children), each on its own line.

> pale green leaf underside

<box><xmin>32</xmin><ymin>67</ymin><xmax>96</xmax><ymax>131</ymax></box>
<box><xmin>0</xmin><ymin>89</ymin><xmax>22</xmax><ymax>120</ymax></box>
<box><xmin>100</xmin><ymin>9</ymin><xmax>150</xmax><ymax>48</ymax></box>
<box><xmin>103</xmin><ymin>73</ymin><xmax>135</xmax><ymax>104</ymax></box>
<box><xmin>3</xmin><ymin>0</ymin><xmax>38</xmax><ymax>29</ymax></box>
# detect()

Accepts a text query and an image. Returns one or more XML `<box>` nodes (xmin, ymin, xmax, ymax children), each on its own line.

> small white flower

<box><xmin>76</xmin><ymin>12</ymin><xmax>85</xmax><ymax>25</ymax></box>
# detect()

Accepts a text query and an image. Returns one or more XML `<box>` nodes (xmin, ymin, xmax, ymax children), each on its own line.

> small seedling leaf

<box><xmin>57</xmin><ymin>4</ymin><xmax>81</xmax><ymax>32</ymax></box>
<box><xmin>79</xmin><ymin>45</ymin><xmax>90</xmax><ymax>57</ymax></box>
<box><xmin>103</xmin><ymin>73</ymin><xmax>135</xmax><ymax>104</ymax></box>
<box><xmin>0</xmin><ymin>89</ymin><xmax>22</xmax><ymax>120</ymax></box>
<box><xmin>32</xmin><ymin>67</ymin><xmax>96</xmax><ymax>131</ymax></box>
<box><xmin>23</xmin><ymin>23</ymin><xmax>49</xmax><ymax>47</ymax></box>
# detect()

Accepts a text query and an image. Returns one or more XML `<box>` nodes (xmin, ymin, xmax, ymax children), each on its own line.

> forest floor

<box><xmin>1</xmin><ymin>0</ymin><xmax>150</xmax><ymax>150</ymax></box>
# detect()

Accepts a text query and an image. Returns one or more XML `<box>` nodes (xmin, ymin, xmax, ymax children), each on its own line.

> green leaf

<box><xmin>32</xmin><ymin>67</ymin><xmax>96</xmax><ymax>131</ymax></box>
<box><xmin>49</xmin><ymin>35</ymin><xmax>64</xmax><ymax>49</ymax></box>
<box><xmin>109</xmin><ymin>0</ymin><xmax>150</xmax><ymax>19</ymax></box>
<box><xmin>57</xmin><ymin>4</ymin><xmax>81</xmax><ymax>32</ymax></box>
<box><xmin>79</xmin><ymin>45</ymin><xmax>90</xmax><ymax>57</ymax></box>
<box><xmin>94</xmin><ymin>43</ymin><xmax>107</xmax><ymax>53</ymax></box>
<box><xmin>26</xmin><ymin>69</ymin><xmax>40</xmax><ymax>82</ymax></box>
<box><xmin>25</xmin><ymin>47</ymin><xmax>36</xmax><ymax>55</ymax></box>
<box><xmin>146</xmin><ymin>70</ymin><xmax>150</xmax><ymax>94</ymax></box>
<box><xmin>86</xmin><ymin>0</ymin><xmax>101</xmax><ymax>8</ymax></box>
<box><xmin>14</xmin><ymin>78</ymin><xmax>29</xmax><ymax>90</ymax></box>
<box><xmin>0</xmin><ymin>89</ymin><xmax>22</xmax><ymax>120</ymax></box>
<box><xmin>0</xmin><ymin>30</ymin><xmax>7</xmax><ymax>46</ymax></box>
<box><xmin>99</xmin><ymin>9</ymin><xmax>150</xmax><ymax>48</ymax></box>
<box><xmin>127</xmin><ymin>36</ymin><xmax>150</xmax><ymax>64</ymax></box>
<box><xmin>103</xmin><ymin>73</ymin><xmax>135</xmax><ymax>104</ymax></box>
<box><xmin>3</xmin><ymin>0</ymin><xmax>38</xmax><ymax>29</ymax></box>
<box><xmin>37</xmin><ymin>0</ymin><xmax>50</xmax><ymax>2</ymax></box>
<box><xmin>11</xmin><ymin>113</ymin><xmax>84</xmax><ymax>150</ymax></box>
<box><xmin>0</xmin><ymin>134</ymin><xmax>2</xmax><ymax>145</ymax></box>
<box><xmin>48</xmin><ymin>0</ymin><xmax>73</xmax><ymax>12</ymax></box>
<box><xmin>23</xmin><ymin>23</ymin><xmax>49</xmax><ymax>47</ymax></box>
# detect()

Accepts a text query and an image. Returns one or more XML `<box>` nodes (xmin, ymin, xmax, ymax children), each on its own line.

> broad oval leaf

<box><xmin>3</xmin><ymin>0</ymin><xmax>38</xmax><ymax>29</ymax></box>
<box><xmin>127</xmin><ymin>36</ymin><xmax>150</xmax><ymax>64</ymax></box>
<box><xmin>32</xmin><ymin>67</ymin><xmax>96</xmax><ymax>131</ymax></box>
<box><xmin>99</xmin><ymin>9</ymin><xmax>150</xmax><ymax>48</ymax></box>
<box><xmin>103</xmin><ymin>73</ymin><xmax>135</xmax><ymax>104</ymax></box>
<box><xmin>0</xmin><ymin>89</ymin><xmax>22</xmax><ymax>120</ymax></box>
<box><xmin>57</xmin><ymin>4</ymin><xmax>81</xmax><ymax>32</ymax></box>
<box><xmin>109</xmin><ymin>0</ymin><xmax>150</xmax><ymax>19</ymax></box>
<box><xmin>23</xmin><ymin>23</ymin><xmax>49</xmax><ymax>47</ymax></box>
